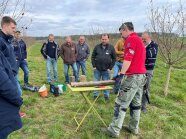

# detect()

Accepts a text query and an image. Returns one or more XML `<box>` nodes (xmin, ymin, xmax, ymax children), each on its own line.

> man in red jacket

<box><xmin>101</xmin><ymin>22</ymin><xmax>146</xmax><ymax>137</ymax></box>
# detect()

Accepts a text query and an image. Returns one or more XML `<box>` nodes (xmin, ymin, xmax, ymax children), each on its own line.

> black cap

<box><xmin>119</xmin><ymin>22</ymin><xmax>134</xmax><ymax>31</ymax></box>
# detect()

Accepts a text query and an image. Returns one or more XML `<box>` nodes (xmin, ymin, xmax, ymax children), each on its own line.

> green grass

<box><xmin>9</xmin><ymin>42</ymin><xmax>186</xmax><ymax>139</ymax></box>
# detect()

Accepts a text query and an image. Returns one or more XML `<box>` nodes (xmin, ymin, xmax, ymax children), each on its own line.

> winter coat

<box><xmin>0</xmin><ymin>44</ymin><xmax>23</xmax><ymax>136</ymax></box>
<box><xmin>91</xmin><ymin>43</ymin><xmax>116</xmax><ymax>71</ymax></box>
<box><xmin>60</xmin><ymin>42</ymin><xmax>77</xmax><ymax>64</ymax></box>
<box><xmin>12</xmin><ymin>39</ymin><xmax>27</xmax><ymax>60</ymax></box>
<box><xmin>41</xmin><ymin>41</ymin><xmax>59</xmax><ymax>60</ymax></box>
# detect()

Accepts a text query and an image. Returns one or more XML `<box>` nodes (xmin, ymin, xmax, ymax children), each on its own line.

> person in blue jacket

<box><xmin>12</xmin><ymin>30</ymin><xmax>31</xmax><ymax>88</ymax></box>
<box><xmin>141</xmin><ymin>32</ymin><xmax>158</xmax><ymax>113</ymax></box>
<box><xmin>0</xmin><ymin>16</ymin><xmax>23</xmax><ymax>139</ymax></box>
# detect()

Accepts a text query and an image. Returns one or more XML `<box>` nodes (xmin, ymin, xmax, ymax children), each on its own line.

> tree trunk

<box><xmin>70</xmin><ymin>80</ymin><xmax>115</xmax><ymax>87</ymax></box>
<box><xmin>164</xmin><ymin>65</ymin><xmax>172</xmax><ymax>96</ymax></box>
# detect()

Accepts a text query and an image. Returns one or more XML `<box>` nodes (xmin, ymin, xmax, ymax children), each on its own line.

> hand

<box><xmin>118</xmin><ymin>72</ymin><xmax>125</xmax><ymax>75</ymax></box>
<box><xmin>112</xmin><ymin>74</ymin><xmax>124</xmax><ymax>83</ymax></box>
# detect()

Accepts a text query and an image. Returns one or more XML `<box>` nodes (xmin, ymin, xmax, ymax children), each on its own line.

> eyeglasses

<box><xmin>119</xmin><ymin>28</ymin><xmax>126</xmax><ymax>33</ymax></box>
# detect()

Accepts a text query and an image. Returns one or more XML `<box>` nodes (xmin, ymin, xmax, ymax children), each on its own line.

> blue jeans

<box><xmin>113</xmin><ymin>61</ymin><xmax>123</xmax><ymax>77</ymax></box>
<box><xmin>64</xmin><ymin>63</ymin><xmax>78</xmax><ymax>83</ymax></box>
<box><xmin>113</xmin><ymin>61</ymin><xmax>123</xmax><ymax>94</ymax></box>
<box><xmin>46</xmin><ymin>58</ymin><xmax>58</xmax><ymax>83</ymax></box>
<box><xmin>76</xmin><ymin>60</ymin><xmax>86</xmax><ymax>79</ymax></box>
<box><xmin>93</xmin><ymin>69</ymin><xmax>110</xmax><ymax>97</ymax></box>
<box><xmin>15</xmin><ymin>75</ymin><xmax>22</xmax><ymax>96</ymax></box>
<box><xmin>17</xmin><ymin>60</ymin><xmax>29</xmax><ymax>84</ymax></box>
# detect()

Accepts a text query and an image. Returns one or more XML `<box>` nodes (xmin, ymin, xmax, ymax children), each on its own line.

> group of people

<box><xmin>39</xmin><ymin>24</ymin><xmax>158</xmax><ymax>137</ymax></box>
<box><xmin>40</xmin><ymin>35</ymin><xmax>90</xmax><ymax>84</ymax></box>
<box><xmin>0</xmin><ymin>15</ymin><xmax>158</xmax><ymax>138</ymax></box>
<box><xmin>41</xmin><ymin>33</ymin><xmax>116</xmax><ymax>102</ymax></box>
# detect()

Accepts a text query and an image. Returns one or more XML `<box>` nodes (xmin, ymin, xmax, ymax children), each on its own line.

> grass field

<box><xmin>9</xmin><ymin>41</ymin><xmax>186</xmax><ymax>139</ymax></box>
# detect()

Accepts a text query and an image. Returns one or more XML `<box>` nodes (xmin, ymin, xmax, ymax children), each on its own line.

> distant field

<box><xmin>9</xmin><ymin>41</ymin><xmax>186</xmax><ymax>139</ymax></box>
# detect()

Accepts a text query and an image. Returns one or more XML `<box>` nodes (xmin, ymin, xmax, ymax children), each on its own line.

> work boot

<box><xmin>141</xmin><ymin>106</ymin><xmax>147</xmax><ymax>113</ymax></box>
<box><xmin>122</xmin><ymin>125</ymin><xmax>139</xmax><ymax>135</ymax></box>
<box><xmin>24</xmin><ymin>83</ymin><xmax>33</xmax><ymax>88</ymax></box>
<box><xmin>101</xmin><ymin>127</ymin><xmax>119</xmax><ymax>138</ymax></box>
<box><xmin>93</xmin><ymin>96</ymin><xmax>98</xmax><ymax>100</ymax></box>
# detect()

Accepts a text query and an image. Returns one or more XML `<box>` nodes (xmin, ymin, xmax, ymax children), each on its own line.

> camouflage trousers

<box><xmin>108</xmin><ymin>74</ymin><xmax>146</xmax><ymax>136</ymax></box>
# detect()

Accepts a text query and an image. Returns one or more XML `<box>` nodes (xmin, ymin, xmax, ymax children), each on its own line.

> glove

<box><xmin>112</xmin><ymin>74</ymin><xmax>124</xmax><ymax>83</ymax></box>
<box><xmin>112</xmin><ymin>74</ymin><xmax>124</xmax><ymax>94</ymax></box>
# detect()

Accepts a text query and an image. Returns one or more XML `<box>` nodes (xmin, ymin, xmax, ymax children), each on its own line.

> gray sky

<box><xmin>10</xmin><ymin>0</ymin><xmax>185</xmax><ymax>36</ymax></box>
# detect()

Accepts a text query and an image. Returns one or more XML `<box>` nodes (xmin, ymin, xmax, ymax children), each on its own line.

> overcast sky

<box><xmin>9</xmin><ymin>0</ymin><xmax>185</xmax><ymax>36</ymax></box>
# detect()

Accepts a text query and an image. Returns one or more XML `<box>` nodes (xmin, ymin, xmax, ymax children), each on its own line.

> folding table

<box><xmin>67</xmin><ymin>84</ymin><xmax>113</xmax><ymax>131</ymax></box>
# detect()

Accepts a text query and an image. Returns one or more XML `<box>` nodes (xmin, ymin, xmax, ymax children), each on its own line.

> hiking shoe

<box><xmin>142</xmin><ymin>108</ymin><xmax>147</xmax><ymax>113</ymax></box>
<box><xmin>93</xmin><ymin>96</ymin><xmax>98</xmax><ymax>100</ymax></box>
<box><xmin>141</xmin><ymin>107</ymin><xmax>147</xmax><ymax>113</ymax></box>
<box><xmin>24</xmin><ymin>83</ymin><xmax>33</xmax><ymax>88</ymax></box>
<box><xmin>101</xmin><ymin>127</ymin><xmax>118</xmax><ymax>138</ymax></box>
<box><xmin>19</xmin><ymin>112</ymin><xmax>26</xmax><ymax>118</ymax></box>
<box><xmin>122</xmin><ymin>125</ymin><xmax>138</xmax><ymax>135</ymax></box>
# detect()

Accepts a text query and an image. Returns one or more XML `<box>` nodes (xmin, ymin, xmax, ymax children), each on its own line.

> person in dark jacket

<box><xmin>76</xmin><ymin>36</ymin><xmax>90</xmax><ymax>80</ymax></box>
<box><xmin>0</xmin><ymin>16</ymin><xmax>23</xmax><ymax>139</ymax></box>
<box><xmin>91</xmin><ymin>34</ymin><xmax>116</xmax><ymax>101</ymax></box>
<box><xmin>141</xmin><ymin>32</ymin><xmax>158</xmax><ymax>113</ymax></box>
<box><xmin>12</xmin><ymin>30</ymin><xmax>30</xmax><ymax>88</ymax></box>
<box><xmin>41</xmin><ymin>34</ymin><xmax>59</xmax><ymax>83</ymax></box>
<box><xmin>60</xmin><ymin>36</ymin><xmax>78</xmax><ymax>83</ymax></box>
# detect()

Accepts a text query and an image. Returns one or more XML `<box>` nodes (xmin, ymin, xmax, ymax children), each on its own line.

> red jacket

<box><xmin>124</xmin><ymin>32</ymin><xmax>146</xmax><ymax>74</ymax></box>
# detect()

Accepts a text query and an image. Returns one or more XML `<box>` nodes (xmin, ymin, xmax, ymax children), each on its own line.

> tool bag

<box><xmin>50</xmin><ymin>84</ymin><xmax>59</xmax><ymax>96</ymax></box>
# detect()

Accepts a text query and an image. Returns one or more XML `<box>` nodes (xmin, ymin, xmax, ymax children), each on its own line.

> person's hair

<box><xmin>101</xmin><ymin>33</ymin><xmax>110</xmax><ymax>39</ymax></box>
<box><xmin>79</xmin><ymin>35</ymin><xmax>85</xmax><ymax>39</ymax></box>
<box><xmin>1</xmin><ymin>16</ymin><xmax>16</xmax><ymax>28</ymax></box>
<box><xmin>48</xmin><ymin>33</ymin><xmax>54</xmax><ymax>37</ymax></box>
<box><xmin>143</xmin><ymin>31</ymin><xmax>151</xmax><ymax>38</ymax></box>
<box><xmin>119</xmin><ymin>22</ymin><xmax>134</xmax><ymax>31</ymax></box>
<box><xmin>15</xmin><ymin>30</ymin><xmax>21</xmax><ymax>33</ymax></box>
<box><xmin>66</xmin><ymin>36</ymin><xmax>71</xmax><ymax>39</ymax></box>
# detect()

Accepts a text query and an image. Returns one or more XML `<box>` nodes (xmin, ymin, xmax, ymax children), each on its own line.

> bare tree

<box><xmin>147</xmin><ymin>0</ymin><xmax>186</xmax><ymax>96</ymax></box>
<box><xmin>0</xmin><ymin>0</ymin><xmax>32</xmax><ymax>35</ymax></box>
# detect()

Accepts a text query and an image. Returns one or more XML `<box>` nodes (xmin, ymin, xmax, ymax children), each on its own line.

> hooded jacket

<box><xmin>0</xmin><ymin>31</ymin><xmax>23</xmax><ymax>135</ymax></box>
